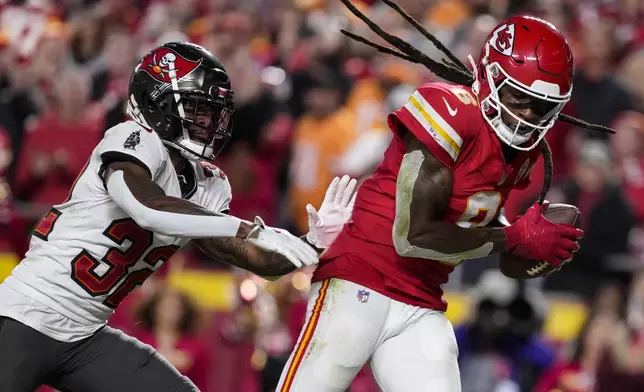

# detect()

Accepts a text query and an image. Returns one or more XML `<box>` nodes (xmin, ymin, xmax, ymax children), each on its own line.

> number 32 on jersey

<box><xmin>34</xmin><ymin>211</ymin><xmax>179</xmax><ymax>309</ymax></box>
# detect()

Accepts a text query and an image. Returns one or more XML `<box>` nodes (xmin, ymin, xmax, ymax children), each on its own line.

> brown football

<box><xmin>499</xmin><ymin>203</ymin><xmax>581</xmax><ymax>279</ymax></box>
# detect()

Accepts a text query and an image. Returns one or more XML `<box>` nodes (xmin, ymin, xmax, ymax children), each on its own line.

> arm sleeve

<box><xmin>391</xmin><ymin>150</ymin><xmax>493</xmax><ymax>262</ymax></box>
<box><xmin>388</xmin><ymin>84</ymin><xmax>470</xmax><ymax>169</ymax></box>
<box><xmin>105</xmin><ymin>170</ymin><xmax>243</xmax><ymax>238</ymax></box>
<box><xmin>95</xmin><ymin>122</ymin><xmax>166</xmax><ymax>180</ymax></box>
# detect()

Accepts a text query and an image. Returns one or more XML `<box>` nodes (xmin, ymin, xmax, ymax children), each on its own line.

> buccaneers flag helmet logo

<box><xmin>139</xmin><ymin>48</ymin><xmax>201</xmax><ymax>84</ymax></box>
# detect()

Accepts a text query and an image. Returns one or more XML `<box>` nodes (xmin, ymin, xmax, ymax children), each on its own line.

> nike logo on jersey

<box><xmin>443</xmin><ymin>98</ymin><xmax>458</xmax><ymax>116</ymax></box>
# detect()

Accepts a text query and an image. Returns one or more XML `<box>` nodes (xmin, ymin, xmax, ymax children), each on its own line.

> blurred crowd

<box><xmin>1</xmin><ymin>0</ymin><xmax>644</xmax><ymax>391</ymax></box>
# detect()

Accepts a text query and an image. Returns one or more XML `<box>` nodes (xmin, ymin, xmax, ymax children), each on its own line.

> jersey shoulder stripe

<box><xmin>403</xmin><ymin>90</ymin><xmax>463</xmax><ymax>161</ymax></box>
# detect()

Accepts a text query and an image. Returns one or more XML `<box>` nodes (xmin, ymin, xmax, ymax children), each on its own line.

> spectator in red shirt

<box><xmin>544</xmin><ymin>140</ymin><xmax>636</xmax><ymax>298</ymax></box>
<box><xmin>0</xmin><ymin>126</ymin><xmax>28</xmax><ymax>258</ymax></box>
<box><xmin>133</xmin><ymin>288</ymin><xmax>212</xmax><ymax>392</ymax></box>
<box><xmin>534</xmin><ymin>312</ymin><xmax>616</xmax><ymax>392</ymax></box>
<box><xmin>15</xmin><ymin>69</ymin><xmax>104</xmax><ymax>212</ymax></box>
<box><xmin>612</xmin><ymin>111</ymin><xmax>644</xmax><ymax>221</ymax></box>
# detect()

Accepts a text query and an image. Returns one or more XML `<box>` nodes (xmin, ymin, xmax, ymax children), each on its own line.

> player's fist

<box><xmin>306</xmin><ymin>175</ymin><xmax>358</xmax><ymax>249</ymax></box>
<box><xmin>502</xmin><ymin>201</ymin><xmax>583</xmax><ymax>267</ymax></box>
<box><xmin>246</xmin><ymin>216</ymin><xmax>319</xmax><ymax>268</ymax></box>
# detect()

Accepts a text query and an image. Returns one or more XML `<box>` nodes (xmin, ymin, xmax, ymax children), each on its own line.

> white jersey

<box><xmin>0</xmin><ymin>121</ymin><xmax>231</xmax><ymax>342</ymax></box>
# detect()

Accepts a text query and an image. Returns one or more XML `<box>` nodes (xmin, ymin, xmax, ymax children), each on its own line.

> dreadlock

<box><xmin>340</xmin><ymin>0</ymin><xmax>614</xmax><ymax>205</ymax></box>
<box><xmin>339</xmin><ymin>0</ymin><xmax>475</xmax><ymax>88</ymax></box>
<box><xmin>559</xmin><ymin>114</ymin><xmax>615</xmax><ymax>135</ymax></box>
<box><xmin>539</xmin><ymin>140</ymin><xmax>553</xmax><ymax>204</ymax></box>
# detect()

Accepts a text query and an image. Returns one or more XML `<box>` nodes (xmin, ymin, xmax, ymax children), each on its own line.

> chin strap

<box><xmin>162</xmin><ymin>139</ymin><xmax>209</xmax><ymax>162</ymax></box>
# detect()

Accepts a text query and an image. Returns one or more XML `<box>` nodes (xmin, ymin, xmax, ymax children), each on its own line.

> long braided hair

<box><xmin>340</xmin><ymin>0</ymin><xmax>615</xmax><ymax>204</ymax></box>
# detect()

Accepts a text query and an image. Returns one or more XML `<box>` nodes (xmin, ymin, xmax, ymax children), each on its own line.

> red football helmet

<box><xmin>470</xmin><ymin>16</ymin><xmax>574</xmax><ymax>151</ymax></box>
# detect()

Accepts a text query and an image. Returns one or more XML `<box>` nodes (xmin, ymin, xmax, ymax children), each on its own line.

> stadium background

<box><xmin>0</xmin><ymin>0</ymin><xmax>643</xmax><ymax>391</ymax></box>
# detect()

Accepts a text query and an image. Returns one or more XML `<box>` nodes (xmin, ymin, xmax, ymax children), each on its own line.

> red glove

<box><xmin>503</xmin><ymin>202</ymin><xmax>583</xmax><ymax>267</ymax></box>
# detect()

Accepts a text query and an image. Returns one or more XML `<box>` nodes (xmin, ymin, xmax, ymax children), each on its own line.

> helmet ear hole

<box><xmin>138</xmin><ymin>93</ymin><xmax>157</xmax><ymax>114</ymax></box>
<box><xmin>149</xmin><ymin>98</ymin><xmax>164</xmax><ymax>114</ymax></box>
<box><xmin>490</xmin><ymin>64</ymin><xmax>500</xmax><ymax>79</ymax></box>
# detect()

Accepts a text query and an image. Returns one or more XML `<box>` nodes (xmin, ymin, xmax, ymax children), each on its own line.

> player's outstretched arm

<box><xmin>392</xmin><ymin>132</ymin><xmax>508</xmax><ymax>262</ymax></box>
<box><xmin>192</xmin><ymin>237</ymin><xmax>297</xmax><ymax>278</ymax></box>
<box><xmin>191</xmin><ymin>175</ymin><xmax>358</xmax><ymax>277</ymax></box>
<box><xmin>104</xmin><ymin>161</ymin><xmax>318</xmax><ymax>269</ymax></box>
<box><xmin>104</xmin><ymin>161</ymin><xmax>254</xmax><ymax>238</ymax></box>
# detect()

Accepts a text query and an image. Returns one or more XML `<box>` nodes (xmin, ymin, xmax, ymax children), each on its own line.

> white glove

<box><xmin>306</xmin><ymin>175</ymin><xmax>358</xmax><ymax>249</ymax></box>
<box><xmin>246</xmin><ymin>216</ymin><xmax>319</xmax><ymax>268</ymax></box>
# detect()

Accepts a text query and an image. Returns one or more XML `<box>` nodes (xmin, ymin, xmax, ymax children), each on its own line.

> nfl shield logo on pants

<box><xmin>357</xmin><ymin>289</ymin><xmax>370</xmax><ymax>303</ymax></box>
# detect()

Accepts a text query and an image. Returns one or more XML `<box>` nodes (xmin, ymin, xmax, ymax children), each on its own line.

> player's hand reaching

<box><xmin>306</xmin><ymin>175</ymin><xmax>358</xmax><ymax>249</ymax></box>
<box><xmin>246</xmin><ymin>217</ymin><xmax>319</xmax><ymax>268</ymax></box>
<box><xmin>503</xmin><ymin>201</ymin><xmax>583</xmax><ymax>267</ymax></box>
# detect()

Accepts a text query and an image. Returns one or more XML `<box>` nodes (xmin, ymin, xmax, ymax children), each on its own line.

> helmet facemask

<box><xmin>470</xmin><ymin>50</ymin><xmax>570</xmax><ymax>151</ymax></box>
<box><xmin>156</xmin><ymin>90</ymin><xmax>233</xmax><ymax>162</ymax></box>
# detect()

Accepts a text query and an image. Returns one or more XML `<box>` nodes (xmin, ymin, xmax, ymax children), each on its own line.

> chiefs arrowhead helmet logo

<box><xmin>139</xmin><ymin>48</ymin><xmax>201</xmax><ymax>84</ymax></box>
<box><xmin>489</xmin><ymin>23</ymin><xmax>516</xmax><ymax>56</ymax></box>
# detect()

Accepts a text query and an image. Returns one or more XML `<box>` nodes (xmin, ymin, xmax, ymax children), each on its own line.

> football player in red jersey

<box><xmin>277</xmin><ymin>1</ymin><xmax>615</xmax><ymax>392</ymax></box>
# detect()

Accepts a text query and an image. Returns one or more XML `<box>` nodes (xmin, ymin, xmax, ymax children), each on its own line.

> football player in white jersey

<box><xmin>0</xmin><ymin>42</ymin><xmax>357</xmax><ymax>392</ymax></box>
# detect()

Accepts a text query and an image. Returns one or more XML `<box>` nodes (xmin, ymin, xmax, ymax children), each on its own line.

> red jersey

<box><xmin>312</xmin><ymin>82</ymin><xmax>541</xmax><ymax>310</ymax></box>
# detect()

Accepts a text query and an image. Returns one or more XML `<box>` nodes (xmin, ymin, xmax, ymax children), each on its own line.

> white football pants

<box><xmin>276</xmin><ymin>278</ymin><xmax>461</xmax><ymax>392</ymax></box>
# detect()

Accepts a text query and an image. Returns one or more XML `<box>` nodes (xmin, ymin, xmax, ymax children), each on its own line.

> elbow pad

<box><xmin>392</xmin><ymin>233</ymin><xmax>493</xmax><ymax>263</ymax></box>
<box><xmin>106</xmin><ymin>170</ymin><xmax>242</xmax><ymax>238</ymax></box>
<box><xmin>392</xmin><ymin>150</ymin><xmax>493</xmax><ymax>264</ymax></box>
